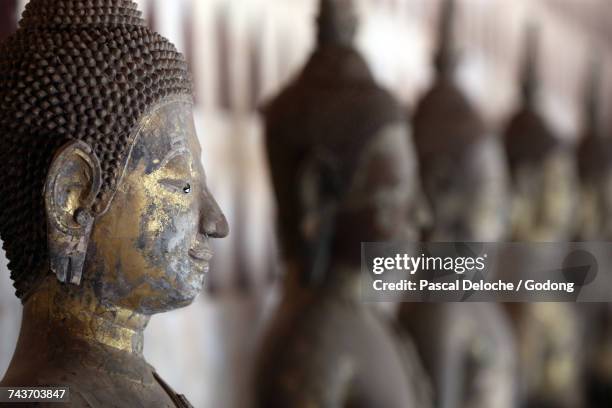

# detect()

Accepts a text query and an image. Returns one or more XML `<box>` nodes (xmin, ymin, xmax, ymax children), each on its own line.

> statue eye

<box><xmin>159</xmin><ymin>178</ymin><xmax>192</xmax><ymax>195</ymax></box>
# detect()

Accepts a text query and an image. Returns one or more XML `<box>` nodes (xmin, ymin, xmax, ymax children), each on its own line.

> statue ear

<box><xmin>44</xmin><ymin>140</ymin><xmax>102</xmax><ymax>285</ymax></box>
<box><xmin>298</xmin><ymin>152</ymin><xmax>342</xmax><ymax>286</ymax></box>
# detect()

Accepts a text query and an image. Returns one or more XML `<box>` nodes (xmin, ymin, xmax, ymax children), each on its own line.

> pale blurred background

<box><xmin>1</xmin><ymin>0</ymin><xmax>612</xmax><ymax>407</ymax></box>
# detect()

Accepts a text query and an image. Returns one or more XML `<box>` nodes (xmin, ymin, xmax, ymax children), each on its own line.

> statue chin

<box><xmin>155</xmin><ymin>269</ymin><xmax>207</xmax><ymax>311</ymax></box>
<box><xmin>97</xmin><ymin>265</ymin><xmax>207</xmax><ymax>315</ymax></box>
<box><xmin>138</xmin><ymin>289</ymin><xmax>201</xmax><ymax>314</ymax></box>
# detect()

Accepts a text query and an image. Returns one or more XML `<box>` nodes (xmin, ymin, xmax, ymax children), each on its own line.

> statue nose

<box><xmin>200</xmin><ymin>187</ymin><xmax>229</xmax><ymax>238</ymax></box>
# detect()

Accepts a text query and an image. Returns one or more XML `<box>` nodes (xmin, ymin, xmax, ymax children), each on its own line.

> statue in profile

<box><xmin>0</xmin><ymin>1</ymin><xmax>228</xmax><ymax>406</ymax></box>
<box><xmin>502</xmin><ymin>24</ymin><xmax>583</xmax><ymax>408</ymax></box>
<box><xmin>398</xmin><ymin>1</ymin><xmax>518</xmax><ymax>407</ymax></box>
<box><xmin>254</xmin><ymin>0</ymin><xmax>431</xmax><ymax>406</ymax></box>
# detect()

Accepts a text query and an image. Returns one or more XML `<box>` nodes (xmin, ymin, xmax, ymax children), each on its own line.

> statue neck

<box><xmin>25</xmin><ymin>277</ymin><xmax>149</xmax><ymax>353</ymax></box>
<box><xmin>6</xmin><ymin>277</ymin><xmax>152</xmax><ymax>383</ymax></box>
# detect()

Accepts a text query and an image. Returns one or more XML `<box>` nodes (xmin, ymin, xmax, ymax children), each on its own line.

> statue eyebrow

<box><xmin>159</xmin><ymin>147</ymin><xmax>190</xmax><ymax>170</ymax></box>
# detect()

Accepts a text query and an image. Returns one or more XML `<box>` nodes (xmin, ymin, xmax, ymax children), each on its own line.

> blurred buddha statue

<box><xmin>576</xmin><ymin>58</ymin><xmax>612</xmax><ymax>241</ymax></box>
<box><xmin>0</xmin><ymin>1</ymin><xmax>228</xmax><ymax>406</ymax></box>
<box><xmin>501</xmin><ymin>24</ymin><xmax>582</xmax><ymax>408</ymax></box>
<box><xmin>503</xmin><ymin>25</ymin><xmax>578</xmax><ymax>243</ymax></box>
<box><xmin>576</xmin><ymin>57</ymin><xmax>612</xmax><ymax>407</ymax></box>
<box><xmin>398</xmin><ymin>1</ymin><xmax>518</xmax><ymax>407</ymax></box>
<box><xmin>255</xmin><ymin>0</ymin><xmax>431</xmax><ymax>406</ymax></box>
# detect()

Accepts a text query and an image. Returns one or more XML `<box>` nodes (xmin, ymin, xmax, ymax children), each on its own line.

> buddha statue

<box><xmin>0</xmin><ymin>1</ymin><xmax>228</xmax><ymax>406</ymax></box>
<box><xmin>503</xmin><ymin>25</ymin><xmax>578</xmax><ymax>243</ymax></box>
<box><xmin>398</xmin><ymin>1</ymin><xmax>518</xmax><ymax>407</ymax></box>
<box><xmin>576</xmin><ymin>57</ymin><xmax>612</xmax><ymax>407</ymax></box>
<box><xmin>501</xmin><ymin>24</ymin><xmax>582</xmax><ymax>408</ymax></box>
<box><xmin>254</xmin><ymin>0</ymin><xmax>431</xmax><ymax>406</ymax></box>
<box><xmin>576</xmin><ymin>58</ymin><xmax>612</xmax><ymax>241</ymax></box>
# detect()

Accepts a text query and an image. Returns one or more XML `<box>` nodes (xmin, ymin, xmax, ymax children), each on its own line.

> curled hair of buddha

<box><xmin>0</xmin><ymin>0</ymin><xmax>192</xmax><ymax>298</ymax></box>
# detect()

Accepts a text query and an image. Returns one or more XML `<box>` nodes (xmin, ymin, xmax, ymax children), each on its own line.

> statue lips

<box><xmin>188</xmin><ymin>240</ymin><xmax>214</xmax><ymax>272</ymax></box>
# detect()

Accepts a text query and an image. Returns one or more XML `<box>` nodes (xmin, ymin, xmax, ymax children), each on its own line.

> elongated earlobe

<box><xmin>299</xmin><ymin>153</ymin><xmax>342</xmax><ymax>286</ymax></box>
<box><xmin>44</xmin><ymin>141</ymin><xmax>102</xmax><ymax>285</ymax></box>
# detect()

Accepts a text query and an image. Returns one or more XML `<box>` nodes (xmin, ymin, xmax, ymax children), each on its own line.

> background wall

<box><xmin>1</xmin><ymin>0</ymin><xmax>611</xmax><ymax>407</ymax></box>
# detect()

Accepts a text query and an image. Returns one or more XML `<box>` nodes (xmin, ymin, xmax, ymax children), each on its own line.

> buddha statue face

<box><xmin>300</xmin><ymin>124</ymin><xmax>423</xmax><ymax>269</ymax></box>
<box><xmin>39</xmin><ymin>98</ymin><xmax>228</xmax><ymax>315</ymax></box>
<box><xmin>422</xmin><ymin>138</ymin><xmax>510</xmax><ymax>242</ymax></box>
<box><xmin>81</xmin><ymin>99</ymin><xmax>227</xmax><ymax>313</ymax></box>
<box><xmin>337</xmin><ymin>125</ymin><xmax>422</xmax><ymax>243</ymax></box>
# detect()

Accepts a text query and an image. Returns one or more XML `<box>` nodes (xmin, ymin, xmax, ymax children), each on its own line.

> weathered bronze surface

<box><xmin>398</xmin><ymin>2</ymin><xmax>517</xmax><ymax>407</ymax></box>
<box><xmin>255</xmin><ymin>0</ymin><xmax>431</xmax><ymax>406</ymax></box>
<box><xmin>0</xmin><ymin>1</ymin><xmax>228</xmax><ymax>406</ymax></box>
<box><xmin>501</xmin><ymin>25</ymin><xmax>583</xmax><ymax>408</ymax></box>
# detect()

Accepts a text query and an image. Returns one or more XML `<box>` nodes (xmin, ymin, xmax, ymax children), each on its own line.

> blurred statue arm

<box><xmin>437</xmin><ymin>328</ymin><xmax>468</xmax><ymax>408</ymax></box>
<box><xmin>392</xmin><ymin>323</ymin><xmax>434</xmax><ymax>408</ymax></box>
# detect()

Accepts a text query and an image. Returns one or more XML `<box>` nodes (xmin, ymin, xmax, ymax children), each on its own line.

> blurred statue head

<box><xmin>297</xmin><ymin>122</ymin><xmax>421</xmax><ymax>282</ymax></box>
<box><xmin>413</xmin><ymin>0</ymin><xmax>509</xmax><ymax>242</ymax></box>
<box><xmin>0</xmin><ymin>0</ymin><xmax>228</xmax><ymax>311</ymax></box>
<box><xmin>503</xmin><ymin>23</ymin><xmax>577</xmax><ymax>241</ymax></box>
<box><xmin>264</xmin><ymin>0</ymin><xmax>423</xmax><ymax>284</ymax></box>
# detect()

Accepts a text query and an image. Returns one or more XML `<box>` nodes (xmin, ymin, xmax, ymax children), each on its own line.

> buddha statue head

<box><xmin>264</xmin><ymin>0</ymin><xmax>423</xmax><ymax>287</ymax></box>
<box><xmin>0</xmin><ymin>0</ymin><xmax>228</xmax><ymax>357</ymax></box>
<box><xmin>413</xmin><ymin>0</ymin><xmax>509</xmax><ymax>242</ymax></box>
<box><xmin>503</xmin><ymin>24</ymin><xmax>577</xmax><ymax>241</ymax></box>
<box><xmin>0</xmin><ymin>0</ymin><xmax>229</xmax><ymax>307</ymax></box>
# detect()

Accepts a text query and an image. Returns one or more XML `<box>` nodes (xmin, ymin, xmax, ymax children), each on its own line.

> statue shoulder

<box><xmin>151</xmin><ymin>370</ymin><xmax>194</xmax><ymax>408</ymax></box>
<box><xmin>256</xmin><ymin>296</ymin><xmax>423</xmax><ymax>407</ymax></box>
<box><xmin>1</xmin><ymin>364</ymin><xmax>187</xmax><ymax>408</ymax></box>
